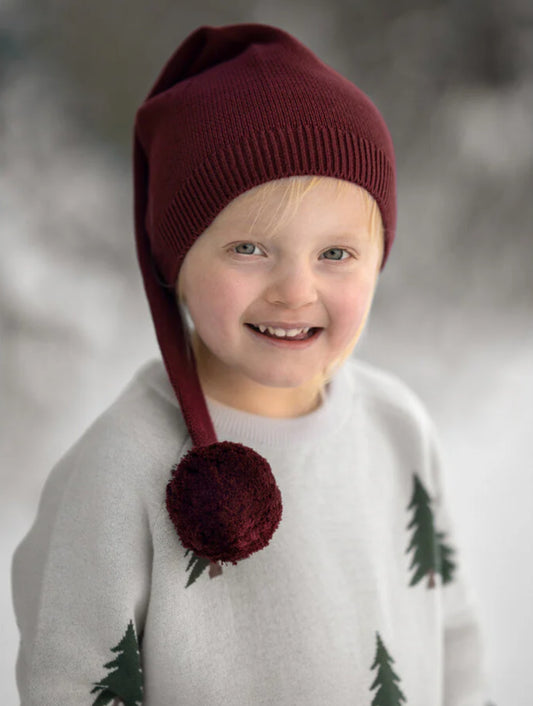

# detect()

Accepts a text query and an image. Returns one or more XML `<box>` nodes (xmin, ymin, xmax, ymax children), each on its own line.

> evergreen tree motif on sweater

<box><xmin>90</xmin><ymin>621</ymin><xmax>143</xmax><ymax>706</ymax></box>
<box><xmin>369</xmin><ymin>632</ymin><xmax>407</xmax><ymax>705</ymax></box>
<box><xmin>184</xmin><ymin>549</ymin><xmax>223</xmax><ymax>587</ymax></box>
<box><xmin>184</xmin><ymin>549</ymin><xmax>211</xmax><ymax>587</ymax></box>
<box><xmin>405</xmin><ymin>473</ymin><xmax>456</xmax><ymax>588</ymax></box>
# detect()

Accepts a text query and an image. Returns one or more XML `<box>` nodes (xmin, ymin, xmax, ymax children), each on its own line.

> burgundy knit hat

<box><xmin>133</xmin><ymin>23</ymin><xmax>396</xmax><ymax>571</ymax></box>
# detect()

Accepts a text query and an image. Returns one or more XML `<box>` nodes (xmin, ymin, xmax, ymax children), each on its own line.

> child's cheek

<box><xmin>334</xmin><ymin>277</ymin><xmax>377</xmax><ymax>339</ymax></box>
<box><xmin>186</xmin><ymin>269</ymin><xmax>247</xmax><ymax>347</ymax></box>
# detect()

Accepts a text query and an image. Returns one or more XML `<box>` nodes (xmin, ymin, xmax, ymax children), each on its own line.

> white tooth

<box><xmin>260</xmin><ymin>325</ymin><xmax>312</xmax><ymax>337</ymax></box>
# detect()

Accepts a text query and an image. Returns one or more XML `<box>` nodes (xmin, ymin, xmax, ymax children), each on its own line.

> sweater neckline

<box><xmin>143</xmin><ymin>358</ymin><xmax>353</xmax><ymax>448</ymax></box>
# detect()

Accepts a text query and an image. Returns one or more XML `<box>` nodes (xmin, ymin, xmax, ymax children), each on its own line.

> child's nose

<box><xmin>264</xmin><ymin>262</ymin><xmax>318</xmax><ymax>309</ymax></box>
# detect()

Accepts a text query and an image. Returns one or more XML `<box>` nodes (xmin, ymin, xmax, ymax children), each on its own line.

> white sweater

<box><xmin>12</xmin><ymin>357</ymin><xmax>488</xmax><ymax>705</ymax></box>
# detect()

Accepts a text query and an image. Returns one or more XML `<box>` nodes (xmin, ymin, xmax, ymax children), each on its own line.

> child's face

<box><xmin>177</xmin><ymin>177</ymin><xmax>382</xmax><ymax>411</ymax></box>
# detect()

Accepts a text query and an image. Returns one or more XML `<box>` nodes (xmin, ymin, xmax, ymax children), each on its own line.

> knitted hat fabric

<box><xmin>133</xmin><ymin>23</ymin><xmax>397</xmax><ymax>567</ymax></box>
<box><xmin>135</xmin><ymin>23</ymin><xmax>396</xmax><ymax>287</ymax></box>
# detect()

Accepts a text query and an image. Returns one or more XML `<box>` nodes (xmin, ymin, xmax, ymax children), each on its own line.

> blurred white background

<box><xmin>1</xmin><ymin>0</ymin><xmax>532</xmax><ymax>703</ymax></box>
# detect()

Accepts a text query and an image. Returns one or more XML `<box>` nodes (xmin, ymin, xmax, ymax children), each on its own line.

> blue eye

<box><xmin>321</xmin><ymin>248</ymin><xmax>348</xmax><ymax>261</ymax></box>
<box><xmin>234</xmin><ymin>243</ymin><xmax>259</xmax><ymax>255</ymax></box>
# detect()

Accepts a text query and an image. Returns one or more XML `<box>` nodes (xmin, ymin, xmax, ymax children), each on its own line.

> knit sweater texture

<box><xmin>12</xmin><ymin>357</ymin><xmax>487</xmax><ymax>705</ymax></box>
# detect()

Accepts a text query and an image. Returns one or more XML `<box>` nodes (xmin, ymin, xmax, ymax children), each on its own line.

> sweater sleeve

<box><xmin>12</xmin><ymin>411</ymin><xmax>156</xmax><ymax>706</ymax></box>
<box><xmin>426</xmin><ymin>422</ymin><xmax>490</xmax><ymax>705</ymax></box>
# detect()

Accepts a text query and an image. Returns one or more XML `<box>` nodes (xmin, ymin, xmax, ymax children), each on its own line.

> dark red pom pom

<box><xmin>166</xmin><ymin>441</ymin><xmax>283</xmax><ymax>564</ymax></box>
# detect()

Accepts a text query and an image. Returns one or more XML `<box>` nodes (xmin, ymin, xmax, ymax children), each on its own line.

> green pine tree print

<box><xmin>405</xmin><ymin>473</ymin><xmax>456</xmax><ymax>588</ymax></box>
<box><xmin>406</xmin><ymin>474</ymin><xmax>438</xmax><ymax>588</ymax></box>
<box><xmin>184</xmin><ymin>548</ymin><xmax>211</xmax><ymax>587</ymax></box>
<box><xmin>436</xmin><ymin>530</ymin><xmax>456</xmax><ymax>585</ymax></box>
<box><xmin>90</xmin><ymin>620</ymin><xmax>143</xmax><ymax>706</ymax></box>
<box><xmin>369</xmin><ymin>632</ymin><xmax>407</xmax><ymax>706</ymax></box>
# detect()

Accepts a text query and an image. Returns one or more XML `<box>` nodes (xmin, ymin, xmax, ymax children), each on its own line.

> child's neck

<box><xmin>203</xmin><ymin>377</ymin><xmax>323</xmax><ymax>418</ymax></box>
<box><xmin>191</xmin><ymin>336</ymin><xmax>323</xmax><ymax>419</ymax></box>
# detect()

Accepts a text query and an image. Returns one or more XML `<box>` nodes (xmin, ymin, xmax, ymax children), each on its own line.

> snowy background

<box><xmin>1</xmin><ymin>0</ymin><xmax>532</xmax><ymax>703</ymax></box>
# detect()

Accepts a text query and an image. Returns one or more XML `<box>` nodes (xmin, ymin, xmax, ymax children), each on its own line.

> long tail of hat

<box><xmin>133</xmin><ymin>133</ymin><xmax>217</xmax><ymax>448</ymax></box>
<box><xmin>134</xmin><ymin>131</ymin><xmax>283</xmax><ymax>568</ymax></box>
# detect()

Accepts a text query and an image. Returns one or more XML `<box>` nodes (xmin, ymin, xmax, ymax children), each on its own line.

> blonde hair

<box><xmin>240</xmin><ymin>176</ymin><xmax>382</xmax><ymax>245</ymax></box>
<box><xmin>176</xmin><ymin>175</ymin><xmax>384</xmax><ymax>396</ymax></box>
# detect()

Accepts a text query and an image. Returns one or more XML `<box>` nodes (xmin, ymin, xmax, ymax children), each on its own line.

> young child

<box><xmin>12</xmin><ymin>23</ymin><xmax>488</xmax><ymax>705</ymax></box>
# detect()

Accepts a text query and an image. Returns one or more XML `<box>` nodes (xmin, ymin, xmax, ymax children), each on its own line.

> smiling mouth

<box><xmin>245</xmin><ymin>323</ymin><xmax>320</xmax><ymax>341</ymax></box>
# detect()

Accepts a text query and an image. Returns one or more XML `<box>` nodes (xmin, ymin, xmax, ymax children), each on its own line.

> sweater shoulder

<box><xmin>344</xmin><ymin>357</ymin><xmax>436</xmax><ymax>435</ymax></box>
<box><xmin>101</xmin><ymin>357</ymin><xmax>188</xmax><ymax>451</ymax></box>
<box><xmin>52</xmin><ymin>359</ymin><xmax>190</xmax><ymax>497</ymax></box>
<box><xmin>342</xmin><ymin>358</ymin><xmax>443</xmax><ymax>496</ymax></box>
